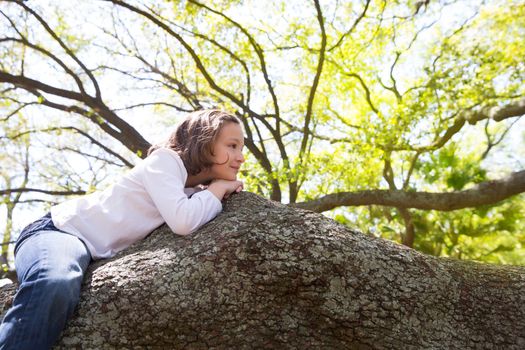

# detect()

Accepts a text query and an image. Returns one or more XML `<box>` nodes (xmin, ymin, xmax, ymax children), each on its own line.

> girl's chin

<box><xmin>213</xmin><ymin>175</ymin><xmax>237</xmax><ymax>181</ymax></box>
<box><xmin>226</xmin><ymin>172</ymin><xmax>238</xmax><ymax>180</ymax></box>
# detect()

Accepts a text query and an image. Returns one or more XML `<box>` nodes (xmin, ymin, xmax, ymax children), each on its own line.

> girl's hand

<box><xmin>207</xmin><ymin>179</ymin><xmax>243</xmax><ymax>200</ymax></box>
<box><xmin>224</xmin><ymin>181</ymin><xmax>243</xmax><ymax>199</ymax></box>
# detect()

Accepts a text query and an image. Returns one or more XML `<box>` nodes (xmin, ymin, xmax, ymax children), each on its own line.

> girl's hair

<box><xmin>147</xmin><ymin>109</ymin><xmax>241</xmax><ymax>175</ymax></box>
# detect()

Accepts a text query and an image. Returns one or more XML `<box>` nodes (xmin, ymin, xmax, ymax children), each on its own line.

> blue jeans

<box><xmin>0</xmin><ymin>227</ymin><xmax>91</xmax><ymax>349</ymax></box>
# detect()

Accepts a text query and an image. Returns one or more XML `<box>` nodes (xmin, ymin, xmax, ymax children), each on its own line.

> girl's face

<box><xmin>209</xmin><ymin>122</ymin><xmax>245</xmax><ymax>180</ymax></box>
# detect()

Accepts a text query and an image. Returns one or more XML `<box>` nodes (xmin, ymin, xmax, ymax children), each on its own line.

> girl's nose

<box><xmin>238</xmin><ymin>151</ymin><xmax>245</xmax><ymax>163</ymax></box>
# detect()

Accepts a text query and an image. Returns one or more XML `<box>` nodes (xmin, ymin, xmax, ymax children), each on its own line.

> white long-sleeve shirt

<box><xmin>50</xmin><ymin>148</ymin><xmax>222</xmax><ymax>259</ymax></box>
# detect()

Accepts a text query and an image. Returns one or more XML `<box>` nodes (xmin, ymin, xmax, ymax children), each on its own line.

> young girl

<box><xmin>0</xmin><ymin>109</ymin><xmax>245</xmax><ymax>350</ymax></box>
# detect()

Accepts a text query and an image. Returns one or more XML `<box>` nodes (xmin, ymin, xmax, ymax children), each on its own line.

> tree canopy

<box><xmin>1</xmin><ymin>0</ymin><xmax>524</xmax><ymax>273</ymax></box>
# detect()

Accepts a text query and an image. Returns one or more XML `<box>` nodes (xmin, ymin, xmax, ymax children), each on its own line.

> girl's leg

<box><xmin>0</xmin><ymin>231</ymin><xmax>91</xmax><ymax>350</ymax></box>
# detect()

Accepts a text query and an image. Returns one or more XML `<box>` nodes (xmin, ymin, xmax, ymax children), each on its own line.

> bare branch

<box><xmin>12</xmin><ymin>1</ymin><xmax>102</xmax><ymax>99</ymax></box>
<box><xmin>0</xmin><ymin>100</ymin><xmax>38</xmax><ymax>121</ymax></box>
<box><xmin>328</xmin><ymin>0</ymin><xmax>371</xmax><ymax>51</ymax></box>
<box><xmin>385</xmin><ymin>97</ymin><xmax>525</xmax><ymax>152</ymax></box>
<box><xmin>144</xmin><ymin>7</ymin><xmax>253</xmax><ymax>110</ymax></box>
<box><xmin>0</xmin><ymin>36</ymin><xmax>86</xmax><ymax>93</ymax></box>
<box><xmin>402</xmin><ymin>152</ymin><xmax>421</xmax><ymax>190</ymax></box>
<box><xmin>5</xmin><ymin>125</ymin><xmax>134</xmax><ymax>168</ymax></box>
<box><xmin>0</xmin><ymin>187</ymin><xmax>86</xmax><ymax>196</ymax></box>
<box><xmin>187</xmin><ymin>0</ymin><xmax>279</xmax><ymax>119</ymax></box>
<box><xmin>113</xmin><ymin>102</ymin><xmax>191</xmax><ymax>113</ymax></box>
<box><xmin>480</xmin><ymin>118</ymin><xmax>520</xmax><ymax>160</ymax></box>
<box><xmin>299</xmin><ymin>0</ymin><xmax>327</xmax><ymax>159</ymax></box>
<box><xmin>330</xmin><ymin>65</ymin><xmax>379</xmax><ymax>114</ymax></box>
<box><xmin>105</xmin><ymin>0</ymin><xmax>245</xmax><ymax>110</ymax></box>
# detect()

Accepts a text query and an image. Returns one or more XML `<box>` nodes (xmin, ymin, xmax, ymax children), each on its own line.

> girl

<box><xmin>0</xmin><ymin>109</ymin><xmax>245</xmax><ymax>349</ymax></box>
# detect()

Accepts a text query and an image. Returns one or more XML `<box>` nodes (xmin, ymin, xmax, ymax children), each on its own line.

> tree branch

<box><xmin>105</xmin><ymin>0</ymin><xmax>245</xmax><ymax>110</ymax></box>
<box><xmin>0</xmin><ymin>71</ymin><xmax>85</xmax><ymax>101</ymax></box>
<box><xmin>300</xmin><ymin>0</ymin><xmax>327</xmax><ymax>159</ymax></box>
<box><xmin>294</xmin><ymin>170</ymin><xmax>525</xmax><ymax>212</ymax></box>
<box><xmin>328</xmin><ymin>0</ymin><xmax>371</xmax><ymax>51</ymax></box>
<box><xmin>187</xmin><ymin>0</ymin><xmax>279</xmax><ymax>120</ymax></box>
<box><xmin>0</xmin><ymin>37</ymin><xmax>86</xmax><ymax>94</ymax></box>
<box><xmin>0</xmin><ymin>188</ymin><xmax>86</xmax><ymax>196</ymax></box>
<box><xmin>384</xmin><ymin>97</ymin><xmax>525</xmax><ymax>152</ymax></box>
<box><xmin>0</xmin><ymin>71</ymin><xmax>151</xmax><ymax>156</ymax></box>
<box><xmin>291</xmin><ymin>0</ymin><xmax>327</xmax><ymax>203</ymax></box>
<box><xmin>12</xmin><ymin>1</ymin><xmax>102</xmax><ymax>99</ymax></box>
<box><xmin>465</xmin><ymin>97</ymin><xmax>525</xmax><ymax>123</ymax></box>
<box><xmin>5</xmin><ymin>125</ymin><xmax>134</xmax><ymax>168</ymax></box>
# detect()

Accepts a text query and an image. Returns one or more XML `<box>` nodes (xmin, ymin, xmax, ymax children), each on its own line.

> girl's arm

<box><xmin>140</xmin><ymin>149</ymin><xmax>223</xmax><ymax>235</ymax></box>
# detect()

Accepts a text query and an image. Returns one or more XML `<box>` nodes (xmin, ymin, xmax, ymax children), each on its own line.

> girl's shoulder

<box><xmin>146</xmin><ymin>147</ymin><xmax>183</xmax><ymax>164</ymax></box>
<box><xmin>140</xmin><ymin>148</ymin><xmax>186</xmax><ymax>177</ymax></box>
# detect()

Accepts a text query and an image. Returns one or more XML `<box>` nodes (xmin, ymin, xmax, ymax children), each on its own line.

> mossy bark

<box><xmin>1</xmin><ymin>192</ymin><xmax>524</xmax><ymax>349</ymax></box>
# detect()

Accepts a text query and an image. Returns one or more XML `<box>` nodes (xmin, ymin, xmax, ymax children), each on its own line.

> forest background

<box><xmin>1</xmin><ymin>0</ymin><xmax>524</xmax><ymax>281</ymax></box>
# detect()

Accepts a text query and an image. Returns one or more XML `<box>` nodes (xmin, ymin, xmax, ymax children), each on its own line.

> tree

<box><xmin>1</xmin><ymin>0</ymin><xmax>524</xmax><ymax>268</ymax></box>
<box><xmin>1</xmin><ymin>192</ymin><xmax>523</xmax><ymax>348</ymax></box>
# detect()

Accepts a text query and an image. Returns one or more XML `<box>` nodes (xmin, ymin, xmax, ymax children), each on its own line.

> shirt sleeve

<box><xmin>140</xmin><ymin>149</ymin><xmax>223</xmax><ymax>235</ymax></box>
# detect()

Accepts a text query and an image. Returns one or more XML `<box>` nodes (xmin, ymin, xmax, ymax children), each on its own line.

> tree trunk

<box><xmin>1</xmin><ymin>192</ymin><xmax>524</xmax><ymax>349</ymax></box>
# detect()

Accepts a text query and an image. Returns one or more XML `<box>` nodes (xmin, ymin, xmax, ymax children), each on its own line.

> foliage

<box><xmin>0</xmin><ymin>0</ymin><xmax>524</xmax><ymax>271</ymax></box>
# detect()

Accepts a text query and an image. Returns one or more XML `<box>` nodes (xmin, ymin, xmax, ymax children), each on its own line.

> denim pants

<box><xmin>0</xmin><ymin>216</ymin><xmax>92</xmax><ymax>349</ymax></box>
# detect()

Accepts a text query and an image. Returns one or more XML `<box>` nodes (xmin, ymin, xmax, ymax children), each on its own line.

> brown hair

<box><xmin>147</xmin><ymin>109</ymin><xmax>241</xmax><ymax>175</ymax></box>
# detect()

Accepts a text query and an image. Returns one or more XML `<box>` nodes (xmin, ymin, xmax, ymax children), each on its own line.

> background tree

<box><xmin>0</xmin><ymin>0</ymin><xmax>524</xmax><ymax>276</ymax></box>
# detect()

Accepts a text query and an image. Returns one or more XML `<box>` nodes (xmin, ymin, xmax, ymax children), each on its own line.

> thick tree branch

<box><xmin>1</xmin><ymin>192</ymin><xmax>522</xmax><ymax>347</ymax></box>
<box><xmin>465</xmin><ymin>97</ymin><xmax>525</xmax><ymax>123</ymax></box>
<box><xmin>0</xmin><ymin>71</ymin><xmax>151</xmax><ymax>156</ymax></box>
<box><xmin>294</xmin><ymin>170</ymin><xmax>525</xmax><ymax>212</ymax></box>
<box><xmin>0</xmin><ymin>71</ymin><xmax>85</xmax><ymax>101</ymax></box>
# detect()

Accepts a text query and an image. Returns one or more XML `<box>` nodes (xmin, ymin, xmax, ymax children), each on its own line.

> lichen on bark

<box><xmin>0</xmin><ymin>192</ymin><xmax>524</xmax><ymax>349</ymax></box>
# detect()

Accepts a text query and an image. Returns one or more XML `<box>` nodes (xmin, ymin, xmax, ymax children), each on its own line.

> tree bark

<box><xmin>1</xmin><ymin>192</ymin><xmax>524</xmax><ymax>349</ymax></box>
